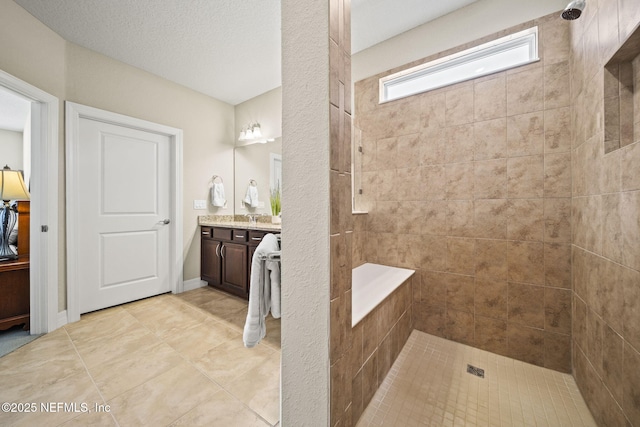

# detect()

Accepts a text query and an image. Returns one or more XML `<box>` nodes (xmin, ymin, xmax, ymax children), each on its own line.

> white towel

<box><xmin>211</xmin><ymin>182</ymin><xmax>226</xmax><ymax>207</ymax></box>
<box><xmin>243</xmin><ymin>234</ymin><xmax>281</xmax><ymax>348</ymax></box>
<box><xmin>243</xmin><ymin>184</ymin><xmax>259</xmax><ymax>208</ymax></box>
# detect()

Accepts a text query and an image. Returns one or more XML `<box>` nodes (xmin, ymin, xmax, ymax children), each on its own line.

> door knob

<box><xmin>160</xmin><ymin>219</ymin><xmax>171</xmax><ymax>225</ymax></box>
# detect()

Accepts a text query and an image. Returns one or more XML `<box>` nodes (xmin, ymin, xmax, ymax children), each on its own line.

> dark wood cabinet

<box><xmin>201</xmin><ymin>236</ymin><xmax>222</xmax><ymax>286</ymax></box>
<box><xmin>201</xmin><ymin>226</ymin><xmax>274</xmax><ymax>299</ymax></box>
<box><xmin>220</xmin><ymin>242</ymin><xmax>247</xmax><ymax>293</ymax></box>
<box><xmin>0</xmin><ymin>201</ymin><xmax>30</xmax><ymax>331</ymax></box>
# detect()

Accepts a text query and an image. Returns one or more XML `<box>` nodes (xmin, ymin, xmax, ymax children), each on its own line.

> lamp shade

<box><xmin>0</xmin><ymin>166</ymin><xmax>30</xmax><ymax>201</ymax></box>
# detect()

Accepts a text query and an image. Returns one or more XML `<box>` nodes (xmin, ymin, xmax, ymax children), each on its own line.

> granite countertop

<box><xmin>198</xmin><ymin>216</ymin><xmax>281</xmax><ymax>232</ymax></box>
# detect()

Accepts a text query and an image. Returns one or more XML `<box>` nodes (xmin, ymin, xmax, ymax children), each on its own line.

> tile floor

<box><xmin>357</xmin><ymin>330</ymin><xmax>597</xmax><ymax>427</ymax></box>
<box><xmin>0</xmin><ymin>286</ymin><xmax>281</xmax><ymax>427</ymax></box>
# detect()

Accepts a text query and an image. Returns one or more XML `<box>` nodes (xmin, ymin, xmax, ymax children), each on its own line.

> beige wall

<box><xmin>354</xmin><ymin>13</ymin><xmax>573</xmax><ymax>373</ymax></box>
<box><xmin>352</xmin><ymin>0</ymin><xmax>568</xmax><ymax>83</ymax></box>
<box><xmin>569</xmin><ymin>0</ymin><xmax>640</xmax><ymax>424</ymax></box>
<box><xmin>65</xmin><ymin>43</ymin><xmax>235</xmax><ymax>285</ymax></box>
<box><xmin>0</xmin><ymin>128</ymin><xmax>24</xmax><ymax>170</ymax></box>
<box><xmin>1</xmin><ymin>0</ymin><xmax>68</xmax><ymax>312</ymax></box>
<box><xmin>1</xmin><ymin>0</ymin><xmax>236</xmax><ymax>311</ymax></box>
<box><xmin>234</xmin><ymin>87</ymin><xmax>282</xmax><ymax>215</ymax></box>
<box><xmin>281</xmin><ymin>0</ymin><xmax>331</xmax><ymax>424</ymax></box>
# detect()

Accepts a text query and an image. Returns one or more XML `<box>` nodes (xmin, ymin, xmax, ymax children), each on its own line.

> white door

<box><xmin>76</xmin><ymin>118</ymin><xmax>171</xmax><ymax>314</ymax></box>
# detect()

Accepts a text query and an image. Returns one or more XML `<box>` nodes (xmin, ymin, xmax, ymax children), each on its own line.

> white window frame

<box><xmin>379</xmin><ymin>26</ymin><xmax>539</xmax><ymax>103</ymax></box>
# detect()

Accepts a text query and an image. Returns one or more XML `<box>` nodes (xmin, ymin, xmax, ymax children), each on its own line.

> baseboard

<box><xmin>57</xmin><ymin>310</ymin><xmax>68</xmax><ymax>328</ymax></box>
<box><xmin>183</xmin><ymin>277</ymin><xmax>207</xmax><ymax>292</ymax></box>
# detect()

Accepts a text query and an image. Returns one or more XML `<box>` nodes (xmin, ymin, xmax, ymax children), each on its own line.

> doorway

<box><xmin>0</xmin><ymin>69</ymin><xmax>59</xmax><ymax>335</ymax></box>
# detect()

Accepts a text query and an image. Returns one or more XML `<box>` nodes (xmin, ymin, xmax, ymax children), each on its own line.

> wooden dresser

<box><xmin>0</xmin><ymin>201</ymin><xmax>30</xmax><ymax>331</ymax></box>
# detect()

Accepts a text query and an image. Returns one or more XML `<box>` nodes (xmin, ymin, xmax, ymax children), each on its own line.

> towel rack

<box><xmin>259</xmin><ymin>251</ymin><xmax>281</xmax><ymax>261</ymax></box>
<box><xmin>249</xmin><ymin>179</ymin><xmax>257</xmax><ymax>186</ymax></box>
<box><xmin>211</xmin><ymin>175</ymin><xmax>223</xmax><ymax>184</ymax></box>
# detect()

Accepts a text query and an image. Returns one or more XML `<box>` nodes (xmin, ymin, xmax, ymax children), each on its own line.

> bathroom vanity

<box><xmin>200</xmin><ymin>222</ymin><xmax>281</xmax><ymax>299</ymax></box>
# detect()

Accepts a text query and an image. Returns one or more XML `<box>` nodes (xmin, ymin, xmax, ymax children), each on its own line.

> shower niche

<box><xmin>604</xmin><ymin>24</ymin><xmax>640</xmax><ymax>154</ymax></box>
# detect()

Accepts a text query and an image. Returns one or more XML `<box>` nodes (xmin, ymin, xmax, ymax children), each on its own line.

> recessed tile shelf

<box><xmin>604</xmin><ymin>24</ymin><xmax>640</xmax><ymax>154</ymax></box>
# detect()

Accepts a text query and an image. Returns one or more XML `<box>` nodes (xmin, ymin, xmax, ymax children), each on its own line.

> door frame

<box><xmin>0</xmin><ymin>70</ymin><xmax>59</xmax><ymax>334</ymax></box>
<box><xmin>65</xmin><ymin>102</ymin><xmax>183</xmax><ymax>323</ymax></box>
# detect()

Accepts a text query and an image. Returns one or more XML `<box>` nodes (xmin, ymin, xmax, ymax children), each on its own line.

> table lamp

<box><xmin>0</xmin><ymin>165</ymin><xmax>30</xmax><ymax>260</ymax></box>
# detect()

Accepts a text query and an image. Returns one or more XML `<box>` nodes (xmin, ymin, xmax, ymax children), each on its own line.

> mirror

<box><xmin>234</xmin><ymin>138</ymin><xmax>282</xmax><ymax>216</ymax></box>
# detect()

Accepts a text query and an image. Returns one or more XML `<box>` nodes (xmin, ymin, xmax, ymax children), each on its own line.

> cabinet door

<box><xmin>221</xmin><ymin>242</ymin><xmax>248</xmax><ymax>296</ymax></box>
<box><xmin>201</xmin><ymin>238</ymin><xmax>222</xmax><ymax>285</ymax></box>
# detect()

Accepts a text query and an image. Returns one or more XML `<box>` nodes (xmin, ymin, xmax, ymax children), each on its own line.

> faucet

<box><xmin>245</xmin><ymin>213</ymin><xmax>262</xmax><ymax>226</ymax></box>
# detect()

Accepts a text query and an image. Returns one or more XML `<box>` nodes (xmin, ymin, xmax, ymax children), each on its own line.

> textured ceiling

<box><xmin>12</xmin><ymin>0</ymin><xmax>477</xmax><ymax>106</ymax></box>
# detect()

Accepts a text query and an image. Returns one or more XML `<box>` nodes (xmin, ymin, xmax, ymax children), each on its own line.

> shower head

<box><xmin>561</xmin><ymin>0</ymin><xmax>586</xmax><ymax>20</ymax></box>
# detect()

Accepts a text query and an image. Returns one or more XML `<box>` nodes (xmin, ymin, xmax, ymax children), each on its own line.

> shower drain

<box><xmin>467</xmin><ymin>364</ymin><xmax>485</xmax><ymax>378</ymax></box>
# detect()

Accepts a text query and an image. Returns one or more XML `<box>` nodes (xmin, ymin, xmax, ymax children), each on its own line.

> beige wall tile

<box><xmin>544</xmin><ymin>332</ymin><xmax>571</xmax><ymax>372</ymax></box>
<box><xmin>623</xmin><ymin>343</ymin><xmax>640</xmax><ymax>426</ymax></box>
<box><xmin>474</xmin><ymin>199</ymin><xmax>508</xmax><ymax>239</ymax></box>
<box><xmin>507</xmin><ymin>112</ymin><xmax>544</xmax><ymax>157</ymax></box>
<box><xmin>446</xmin><ymin>238</ymin><xmax>476</xmax><ymax>275</ymax></box>
<box><xmin>540</xmin><ymin>17</ymin><xmax>570</xmax><ymax>64</ymax></box>
<box><xmin>586</xmin><ymin>308</ymin><xmax>604</xmax><ymax>377</ymax></box>
<box><xmin>474</xmin><ymin>118</ymin><xmax>507</xmax><ymax>160</ymax></box>
<box><xmin>507</xmin><ymin>241</ymin><xmax>544</xmax><ymax>285</ymax></box>
<box><xmin>396</xmin><ymin>133</ymin><xmax>421</xmax><ymax>168</ymax></box>
<box><xmin>396</xmin><ymin>167</ymin><xmax>421</xmax><ymax>201</ymax></box>
<box><xmin>623</xmin><ymin>265</ymin><xmax>640</xmax><ymax>352</ymax></box>
<box><xmin>422</xmin><ymin>200</ymin><xmax>448</xmax><ymax>235</ymax></box>
<box><xmin>507</xmin><ymin>199</ymin><xmax>544</xmax><ymax>241</ymax></box>
<box><xmin>544</xmin><ymin>288</ymin><xmax>572</xmax><ymax>334</ymax></box>
<box><xmin>544</xmin><ymin>61</ymin><xmax>571</xmax><ymax>109</ymax></box>
<box><xmin>508</xmin><ymin>282</ymin><xmax>545</xmax><ymax>328</ymax></box>
<box><xmin>621</xmin><ymin>142</ymin><xmax>640</xmax><ymax>191</ymax></box>
<box><xmin>621</xmin><ymin>191</ymin><xmax>640</xmax><ymax>271</ymax></box>
<box><xmin>544</xmin><ymin>107</ymin><xmax>572</xmax><ymax>153</ymax></box>
<box><xmin>445</xmin><ymin>85</ymin><xmax>474</xmax><ymax>126</ymax></box>
<box><xmin>420</xmin><ymin>235</ymin><xmax>447</xmax><ymax>271</ymax></box>
<box><xmin>445</xmin><ymin>273</ymin><xmax>475</xmax><ymax>312</ymax></box>
<box><xmin>544</xmin><ymin>243</ymin><xmax>571</xmax><ymax>289</ymax></box>
<box><xmin>475</xmin><ymin>239</ymin><xmax>508</xmax><ymax>280</ymax></box>
<box><xmin>474</xmin><ymin>74</ymin><xmax>506</xmax><ymax>121</ymax></box>
<box><xmin>446</xmin><ymin>309</ymin><xmax>474</xmax><ymax>345</ymax></box>
<box><xmin>544</xmin><ymin>152</ymin><xmax>572</xmax><ymax>197</ymax></box>
<box><xmin>445</xmin><ymin>163</ymin><xmax>474</xmax><ymax>200</ymax></box>
<box><xmin>474</xmin><ymin>159</ymin><xmax>507</xmax><ymax>199</ymax></box>
<box><xmin>419</xmin><ymin>131</ymin><xmax>446</xmax><ymax>166</ymax></box>
<box><xmin>475</xmin><ymin>316</ymin><xmax>507</xmax><ymax>355</ymax></box>
<box><xmin>420</xmin><ymin>165</ymin><xmax>446</xmax><ymax>200</ymax></box>
<box><xmin>506</xmin><ymin>67</ymin><xmax>544</xmax><ymax>116</ymax></box>
<box><xmin>447</xmin><ymin>200</ymin><xmax>475</xmax><ymax>237</ymax></box>
<box><xmin>507</xmin><ymin>324</ymin><xmax>544</xmax><ymax>366</ymax></box>
<box><xmin>544</xmin><ymin>198</ymin><xmax>572</xmax><ymax>243</ymax></box>
<box><xmin>507</xmin><ymin>155</ymin><xmax>544</xmax><ymax>198</ymax></box>
<box><xmin>602</xmin><ymin>325</ymin><xmax>624</xmax><ymax>404</ymax></box>
<box><xmin>420</xmin><ymin>270</ymin><xmax>447</xmax><ymax>307</ymax></box>
<box><xmin>475</xmin><ymin>278</ymin><xmax>508</xmax><ymax>320</ymax></box>
<box><xmin>445</xmin><ymin>124</ymin><xmax>475</xmax><ymax>163</ymax></box>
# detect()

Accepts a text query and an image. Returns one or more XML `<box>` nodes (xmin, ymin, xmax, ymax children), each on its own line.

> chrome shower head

<box><xmin>561</xmin><ymin>0</ymin><xmax>586</xmax><ymax>20</ymax></box>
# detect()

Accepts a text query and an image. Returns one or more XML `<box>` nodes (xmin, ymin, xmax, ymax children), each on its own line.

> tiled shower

<box><xmin>333</xmin><ymin>3</ymin><xmax>640</xmax><ymax>426</ymax></box>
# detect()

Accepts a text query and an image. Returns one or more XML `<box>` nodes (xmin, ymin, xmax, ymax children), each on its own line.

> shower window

<box><xmin>379</xmin><ymin>26</ymin><xmax>539</xmax><ymax>103</ymax></box>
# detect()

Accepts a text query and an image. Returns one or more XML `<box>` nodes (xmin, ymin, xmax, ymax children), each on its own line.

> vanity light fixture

<box><xmin>237</xmin><ymin>123</ymin><xmax>274</xmax><ymax>145</ymax></box>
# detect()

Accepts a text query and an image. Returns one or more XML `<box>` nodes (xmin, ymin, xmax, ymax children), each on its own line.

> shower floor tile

<box><xmin>357</xmin><ymin>330</ymin><xmax>596</xmax><ymax>427</ymax></box>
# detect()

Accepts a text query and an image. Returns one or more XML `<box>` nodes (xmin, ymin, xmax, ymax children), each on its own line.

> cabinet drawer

<box><xmin>232</xmin><ymin>229</ymin><xmax>248</xmax><ymax>242</ymax></box>
<box><xmin>248</xmin><ymin>230</ymin><xmax>267</xmax><ymax>244</ymax></box>
<box><xmin>200</xmin><ymin>227</ymin><xmax>212</xmax><ymax>238</ymax></box>
<box><xmin>212</xmin><ymin>227</ymin><xmax>232</xmax><ymax>241</ymax></box>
